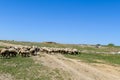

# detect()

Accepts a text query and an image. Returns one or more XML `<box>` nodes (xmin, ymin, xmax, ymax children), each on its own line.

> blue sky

<box><xmin>0</xmin><ymin>0</ymin><xmax>120</xmax><ymax>45</ymax></box>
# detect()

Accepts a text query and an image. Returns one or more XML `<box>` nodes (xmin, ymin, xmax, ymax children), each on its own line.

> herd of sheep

<box><xmin>0</xmin><ymin>46</ymin><xmax>80</xmax><ymax>58</ymax></box>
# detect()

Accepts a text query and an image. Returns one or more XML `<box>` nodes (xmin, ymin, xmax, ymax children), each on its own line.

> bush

<box><xmin>107</xmin><ymin>43</ymin><xmax>115</xmax><ymax>47</ymax></box>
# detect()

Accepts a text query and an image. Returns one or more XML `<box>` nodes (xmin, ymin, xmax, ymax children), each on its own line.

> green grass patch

<box><xmin>64</xmin><ymin>53</ymin><xmax>120</xmax><ymax>65</ymax></box>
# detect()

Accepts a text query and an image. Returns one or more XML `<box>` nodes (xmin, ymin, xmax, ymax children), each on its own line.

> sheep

<box><xmin>30</xmin><ymin>46</ymin><xmax>40</xmax><ymax>56</ymax></box>
<box><xmin>0</xmin><ymin>45</ymin><xmax>79</xmax><ymax>59</ymax></box>
<box><xmin>8</xmin><ymin>48</ymin><xmax>18</xmax><ymax>57</ymax></box>
<box><xmin>39</xmin><ymin>47</ymin><xmax>79</xmax><ymax>55</ymax></box>
<box><xmin>30</xmin><ymin>47</ymin><xmax>37</xmax><ymax>56</ymax></box>
<box><xmin>0</xmin><ymin>49</ymin><xmax>10</xmax><ymax>58</ymax></box>
<box><xmin>19</xmin><ymin>49</ymin><xmax>30</xmax><ymax>57</ymax></box>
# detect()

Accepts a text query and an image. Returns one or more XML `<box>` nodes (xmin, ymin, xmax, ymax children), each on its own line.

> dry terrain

<box><xmin>33</xmin><ymin>53</ymin><xmax>120</xmax><ymax>80</ymax></box>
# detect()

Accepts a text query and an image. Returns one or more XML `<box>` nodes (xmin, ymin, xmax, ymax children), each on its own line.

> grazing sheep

<box><xmin>0</xmin><ymin>45</ymin><xmax>79</xmax><ymax>59</ymax></box>
<box><xmin>19</xmin><ymin>49</ymin><xmax>30</xmax><ymax>57</ymax></box>
<box><xmin>0</xmin><ymin>49</ymin><xmax>10</xmax><ymax>58</ymax></box>
<box><xmin>30</xmin><ymin>48</ymin><xmax>36</xmax><ymax>56</ymax></box>
<box><xmin>30</xmin><ymin>46</ymin><xmax>40</xmax><ymax>56</ymax></box>
<box><xmin>8</xmin><ymin>48</ymin><xmax>18</xmax><ymax>57</ymax></box>
<box><xmin>39</xmin><ymin>47</ymin><xmax>79</xmax><ymax>55</ymax></box>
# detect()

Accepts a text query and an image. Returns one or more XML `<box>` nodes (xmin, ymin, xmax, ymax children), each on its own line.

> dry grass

<box><xmin>0</xmin><ymin>56</ymin><xmax>66</xmax><ymax>80</ymax></box>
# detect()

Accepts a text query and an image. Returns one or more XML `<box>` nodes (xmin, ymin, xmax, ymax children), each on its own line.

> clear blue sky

<box><xmin>0</xmin><ymin>0</ymin><xmax>120</xmax><ymax>45</ymax></box>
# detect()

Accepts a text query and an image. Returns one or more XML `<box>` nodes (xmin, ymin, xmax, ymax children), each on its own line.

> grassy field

<box><xmin>0</xmin><ymin>40</ymin><xmax>120</xmax><ymax>79</ymax></box>
<box><xmin>1</xmin><ymin>40</ymin><xmax>120</xmax><ymax>65</ymax></box>
<box><xmin>0</xmin><ymin>56</ymin><xmax>65</xmax><ymax>80</ymax></box>
<box><xmin>64</xmin><ymin>53</ymin><xmax>120</xmax><ymax>65</ymax></box>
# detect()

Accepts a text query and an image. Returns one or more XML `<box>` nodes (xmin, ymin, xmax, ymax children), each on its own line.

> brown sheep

<box><xmin>0</xmin><ymin>49</ymin><xmax>10</xmax><ymax>58</ymax></box>
<box><xmin>30</xmin><ymin>47</ymin><xmax>40</xmax><ymax>56</ymax></box>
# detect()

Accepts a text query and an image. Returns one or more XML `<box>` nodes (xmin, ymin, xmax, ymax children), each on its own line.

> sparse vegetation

<box><xmin>0</xmin><ymin>56</ymin><xmax>65</xmax><ymax>80</ymax></box>
<box><xmin>65</xmin><ymin>53</ymin><xmax>120</xmax><ymax>65</ymax></box>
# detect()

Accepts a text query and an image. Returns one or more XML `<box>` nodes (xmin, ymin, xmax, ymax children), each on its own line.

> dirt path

<box><xmin>33</xmin><ymin>53</ymin><xmax>120</xmax><ymax>80</ymax></box>
<box><xmin>0</xmin><ymin>73</ymin><xmax>15</xmax><ymax>80</ymax></box>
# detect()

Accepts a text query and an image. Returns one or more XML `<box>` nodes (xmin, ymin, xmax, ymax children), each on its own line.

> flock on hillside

<box><xmin>0</xmin><ymin>46</ymin><xmax>80</xmax><ymax>58</ymax></box>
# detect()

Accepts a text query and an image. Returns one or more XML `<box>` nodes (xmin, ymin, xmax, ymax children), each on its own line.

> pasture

<box><xmin>0</xmin><ymin>40</ymin><xmax>120</xmax><ymax>80</ymax></box>
<box><xmin>65</xmin><ymin>53</ymin><xmax>120</xmax><ymax>65</ymax></box>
